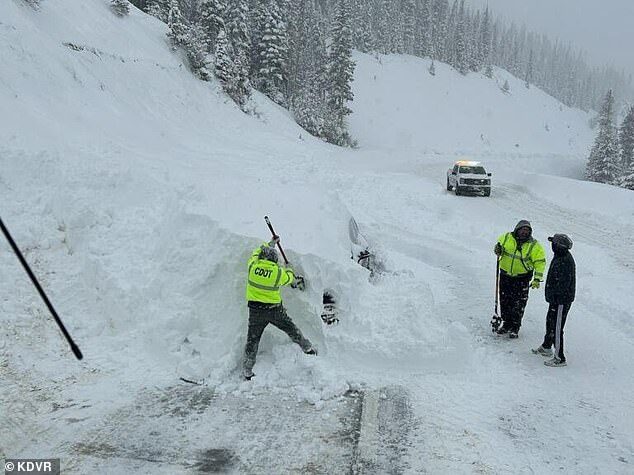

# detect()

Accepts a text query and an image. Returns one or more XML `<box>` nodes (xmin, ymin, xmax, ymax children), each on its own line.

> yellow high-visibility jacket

<box><xmin>246</xmin><ymin>244</ymin><xmax>295</xmax><ymax>304</ymax></box>
<box><xmin>497</xmin><ymin>232</ymin><xmax>546</xmax><ymax>280</ymax></box>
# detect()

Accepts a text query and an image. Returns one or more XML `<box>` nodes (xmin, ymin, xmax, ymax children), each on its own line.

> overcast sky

<box><xmin>468</xmin><ymin>0</ymin><xmax>634</xmax><ymax>77</ymax></box>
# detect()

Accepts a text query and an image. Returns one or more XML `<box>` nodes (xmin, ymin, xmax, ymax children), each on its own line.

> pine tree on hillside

<box><xmin>374</xmin><ymin>0</ymin><xmax>390</xmax><ymax>55</ymax></box>
<box><xmin>253</xmin><ymin>0</ymin><xmax>288</xmax><ymax>105</ymax></box>
<box><xmin>619</xmin><ymin>106</ymin><xmax>634</xmax><ymax>189</ymax></box>
<box><xmin>525</xmin><ymin>49</ymin><xmax>534</xmax><ymax>88</ymax></box>
<box><xmin>199</xmin><ymin>0</ymin><xmax>226</xmax><ymax>52</ymax></box>
<box><xmin>111</xmin><ymin>0</ymin><xmax>130</xmax><ymax>16</ymax></box>
<box><xmin>22</xmin><ymin>0</ymin><xmax>41</xmax><ymax>9</ymax></box>
<box><xmin>478</xmin><ymin>6</ymin><xmax>491</xmax><ymax>72</ymax></box>
<box><xmin>444</xmin><ymin>0</ymin><xmax>458</xmax><ymax>67</ymax></box>
<box><xmin>433</xmin><ymin>0</ymin><xmax>449</xmax><ymax>63</ymax></box>
<box><xmin>186</xmin><ymin>24</ymin><xmax>214</xmax><ymax>79</ymax></box>
<box><xmin>226</xmin><ymin>0</ymin><xmax>251</xmax><ymax>107</ymax></box>
<box><xmin>285</xmin><ymin>0</ymin><xmax>304</xmax><ymax>102</ymax></box>
<box><xmin>285</xmin><ymin>0</ymin><xmax>328</xmax><ymax>137</ymax></box>
<box><xmin>586</xmin><ymin>90</ymin><xmax>621</xmax><ymax>184</ymax></box>
<box><xmin>501</xmin><ymin>79</ymin><xmax>510</xmax><ymax>94</ymax></box>
<box><xmin>389</xmin><ymin>0</ymin><xmax>404</xmax><ymax>54</ymax></box>
<box><xmin>214</xmin><ymin>27</ymin><xmax>237</xmax><ymax>95</ymax></box>
<box><xmin>146</xmin><ymin>0</ymin><xmax>170</xmax><ymax>22</ymax></box>
<box><xmin>467</xmin><ymin>10</ymin><xmax>480</xmax><ymax>72</ymax></box>
<box><xmin>420</xmin><ymin>0</ymin><xmax>434</xmax><ymax>59</ymax></box>
<box><xmin>402</xmin><ymin>0</ymin><xmax>416</xmax><ymax>55</ymax></box>
<box><xmin>167</xmin><ymin>0</ymin><xmax>189</xmax><ymax>48</ymax></box>
<box><xmin>249</xmin><ymin>0</ymin><xmax>266</xmax><ymax>76</ymax></box>
<box><xmin>355</xmin><ymin>1</ymin><xmax>374</xmax><ymax>52</ymax></box>
<box><xmin>325</xmin><ymin>0</ymin><xmax>355</xmax><ymax>146</ymax></box>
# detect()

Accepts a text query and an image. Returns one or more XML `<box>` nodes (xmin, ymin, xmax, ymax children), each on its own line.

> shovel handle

<box><xmin>264</xmin><ymin>216</ymin><xmax>289</xmax><ymax>265</ymax></box>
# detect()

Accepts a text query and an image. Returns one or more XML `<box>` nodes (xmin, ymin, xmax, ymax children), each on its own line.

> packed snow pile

<box><xmin>0</xmin><ymin>0</ymin><xmax>464</xmax><ymax>394</ymax></box>
<box><xmin>2</xmin><ymin>1</ymin><xmax>633</xmax><ymax>473</ymax></box>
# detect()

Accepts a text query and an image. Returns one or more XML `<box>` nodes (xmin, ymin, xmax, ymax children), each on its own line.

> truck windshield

<box><xmin>459</xmin><ymin>166</ymin><xmax>486</xmax><ymax>174</ymax></box>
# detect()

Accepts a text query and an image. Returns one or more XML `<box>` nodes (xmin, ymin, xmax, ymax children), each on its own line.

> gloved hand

<box><xmin>268</xmin><ymin>235</ymin><xmax>280</xmax><ymax>247</ymax></box>
<box><xmin>291</xmin><ymin>275</ymin><xmax>305</xmax><ymax>291</ymax></box>
<box><xmin>494</xmin><ymin>243</ymin><xmax>502</xmax><ymax>256</ymax></box>
<box><xmin>531</xmin><ymin>279</ymin><xmax>541</xmax><ymax>289</ymax></box>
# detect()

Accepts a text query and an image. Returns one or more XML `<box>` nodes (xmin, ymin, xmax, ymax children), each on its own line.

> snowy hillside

<box><xmin>350</xmin><ymin>53</ymin><xmax>592</xmax><ymax>157</ymax></box>
<box><xmin>1</xmin><ymin>1</ymin><xmax>633</xmax><ymax>473</ymax></box>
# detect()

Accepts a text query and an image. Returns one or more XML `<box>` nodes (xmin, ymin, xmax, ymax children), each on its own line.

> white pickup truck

<box><xmin>446</xmin><ymin>160</ymin><xmax>492</xmax><ymax>196</ymax></box>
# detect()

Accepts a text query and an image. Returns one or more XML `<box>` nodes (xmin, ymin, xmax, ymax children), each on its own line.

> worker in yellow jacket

<box><xmin>494</xmin><ymin>220</ymin><xmax>546</xmax><ymax>338</ymax></box>
<box><xmin>242</xmin><ymin>236</ymin><xmax>316</xmax><ymax>380</ymax></box>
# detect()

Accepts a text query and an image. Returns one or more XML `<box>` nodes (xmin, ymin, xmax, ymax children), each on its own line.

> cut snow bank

<box><xmin>0</xmin><ymin>0</ymin><xmax>462</xmax><ymax>401</ymax></box>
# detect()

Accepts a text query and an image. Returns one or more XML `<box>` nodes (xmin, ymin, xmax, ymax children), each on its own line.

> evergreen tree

<box><xmin>214</xmin><ymin>26</ymin><xmax>250</xmax><ymax>107</ymax></box>
<box><xmin>214</xmin><ymin>28</ymin><xmax>235</xmax><ymax>87</ymax></box>
<box><xmin>22</xmin><ymin>0</ymin><xmax>41</xmax><ymax>9</ymax></box>
<box><xmin>484</xmin><ymin>63</ymin><xmax>493</xmax><ymax>78</ymax></box>
<box><xmin>444</xmin><ymin>0</ymin><xmax>458</xmax><ymax>67</ymax></box>
<box><xmin>501</xmin><ymin>79</ymin><xmax>510</xmax><ymax>94</ymax></box>
<box><xmin>618</xmin><ymin>106</ymin><xmax>634</xmax><ymax>188</ymax></box>
<box><xmin>253</xmin><ymin>0</ymin><xmax>288</xmax><ymax>105</ymax></box>
<box><xmin>455</xmin><ymin>0</ymin><xmax>469</xmax><ymax>74</ymax></box>
<box><xmin>111</xmin><ymin>0</ymin><xmax>130</xmax><ymax>16</ymax></box>
<box><xmin>325</xmin><ymin>0</ymin><xmax>356</xmax><ymax>146</ymax></box>
<box><xmin>586</xmin><ymin>90</ymin><xmax>621</xmax><ymax>184</ymax></box>
<box><xmin>421</xmin><ymin>0</ymin><xmax>434</xmax><ymax>59</ymax></box>
<box><xmin>356</xmin><ymin>1</ymin><xmax>374</xmax><ymax>52</ymax></box>
<box><xmin>195</xmin><ymin>28</ymin><xmax>217</xmax><ymax>79</ymax></box>
<box><xmin>374</xmin><ymin>0</ymin><xmax>390</xmax><ymax>55</ymax></box>
<box><xmin>294</xmin><ymin>12</ymin><xmax>329</xmax><ymax>138</ymax></box>
<box><xmin>428</xmin><ymin>59</ymin><xmax>436</xmax><ymax>76</ymax></box>
<box><xmin>285</xmin><ymin>0</ymin><xmax>304</xmax><ymax>102</ymax></box>
<box><xmin>389</xmin><ymin>0</ymin><xmax>404</xmax><ymax>54</ymax></box>
<box><xmin>146</xmin><ymin>0</ymin><xmax>170</xmax><ymax>22</ymax></box>
<box><xmin>167</xmin><ymin>0</ymin><xmax>189</xmax><ymax>48</ymax></box>
<box><xmin>179</xmin><ymin>0</ymin><xmax>199</xmax><ymax>22</ymax></box>
<box><xmin>199</xmin><ymin>0</ymin><xmax>226</xmax><ymax>52</ymax></box>
<box><xmin>525</xmin><ymin>49</ymin><xmax>534</xmax><ymax>89</ymax></box>
<box><xmin>226</xmin><ymin>0</ymin><xmax>251</xmax><ymax>107</ymax></box>
<box><xmin>478</xmin><ymin>6</ymin><xmax>491</xmax><ymax>71</ymax></box>
<box><xmin>402</xmin><ymin>0</ymin><xmax>416</xmax><ymax>55</ymax></box>
<box><xmin>434</xmin><ymin>0</ymin><xmax>449</xmax><ymax>62</ymax></box>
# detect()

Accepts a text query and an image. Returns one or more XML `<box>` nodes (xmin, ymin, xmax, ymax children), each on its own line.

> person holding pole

<box><xmin>242</xmin><ymin>218</ymin><xmax>316</xmax><ymax>381</ymax></box>
<box><xmin>493</xmin><ymin>220</ymin><xmax>546</xmax><ymax>338</ymax></box>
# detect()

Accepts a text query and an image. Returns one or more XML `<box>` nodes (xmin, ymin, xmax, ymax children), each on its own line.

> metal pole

<box><xmin>264</xmin><ymin>216</ymin><xmax>290</xmax><ymax>265</ymax></box>
<box><xmin>0</xmin><ymin>217</ymin><xmax>83</xmax><ymax>360</ymax></box>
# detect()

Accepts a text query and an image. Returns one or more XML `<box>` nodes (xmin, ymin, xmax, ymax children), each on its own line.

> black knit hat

<box><xmin>548</xmin><ymin>234</ymin><xmax>573</xmax><ymax>250</ymax></box>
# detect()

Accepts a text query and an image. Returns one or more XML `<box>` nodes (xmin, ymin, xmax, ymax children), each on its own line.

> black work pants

<box><xmin>542</xmin><ymin>303</ymin><xmax>572</xmax><ymax>361</ymax></box>
<box><xmin>243</xmin><ymin>303</ymin><xmax>311</xmax><ymax>372</ymax></box>
<box><xmin>499</xmin><ymin>272</ymin><xmax>532</xmax><ymax>333</ymax></box>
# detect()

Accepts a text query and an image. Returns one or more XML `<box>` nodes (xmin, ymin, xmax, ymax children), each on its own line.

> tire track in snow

<box><xmin>494</xmin><ymin>182</ymin><xmax>634</xmax><ymax>269</ymax></box>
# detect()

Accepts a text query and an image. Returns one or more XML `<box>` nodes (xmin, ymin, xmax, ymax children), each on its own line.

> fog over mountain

<box><xmin>468</xmin><ymin>0</ymin><xmax>634</xmax><ymax>77</ymax></box>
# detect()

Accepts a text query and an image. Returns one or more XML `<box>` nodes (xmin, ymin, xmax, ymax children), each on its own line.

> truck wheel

<box><xmin>455</xmin><ymin>186</ymin><xmax>462</xmax><ymax>196</ymax></box>
<box><xmin>483</xmin><ymin>189</ymin><xmax>491</xmax><ymax>197</ymax></box>
<box><xmin>446</xmin><ymin>178</ymin><xmax>453</xmax><ymax>191</ymax></box>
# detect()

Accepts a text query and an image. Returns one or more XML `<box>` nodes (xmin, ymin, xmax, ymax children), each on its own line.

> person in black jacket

<box><xmin>532</xmin><ymin>234</ymin><xmax>576</xmax><ymax>367</ymax></box>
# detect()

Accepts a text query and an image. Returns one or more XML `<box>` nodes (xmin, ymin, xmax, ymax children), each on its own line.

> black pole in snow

<box><xmin>0</xmin><ymin>217</ymin><xmax>83</xmax><ymax>360</ymax></box>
